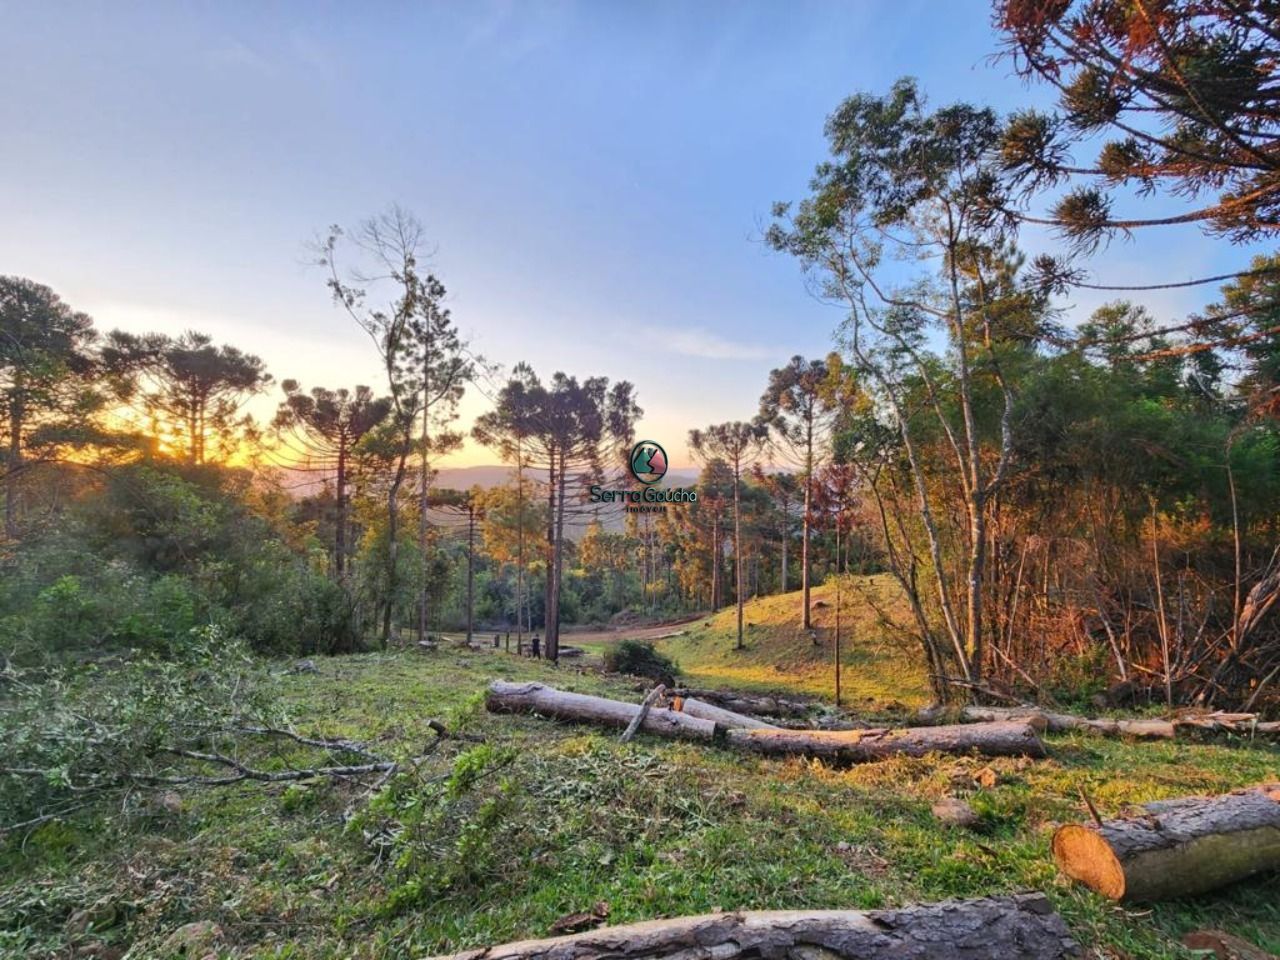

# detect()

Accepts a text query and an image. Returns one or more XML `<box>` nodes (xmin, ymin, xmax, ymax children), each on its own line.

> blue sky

<box><xmin>0</xmin><ymin>1</ymin><xmax>1253</xmax><ymax>466</ymax></box>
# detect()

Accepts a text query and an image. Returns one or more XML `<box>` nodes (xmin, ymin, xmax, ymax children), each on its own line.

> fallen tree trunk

<box><xmin>489</xmin><ymin>682</ymin><xmax>1046</xmax><ymax>761</ymax></box>
<box><xmin>1053</xmin><ymin>784</ymin><xmax>1280</xmax><ymax>901</ymax></box>
<box><xmin>943</xmin><ymin>706</ymin><xmax>1176</xmax><ymax>739</ymax></box>
<box><xmin>668</xmin><ymin>695</ymin><xmax>780</xmax><ymax>730</ymax></box>
<box><xmin>922</xmin><ymin>705</ymin><xmax>1280</xmax><ymax>740</ymax></box>
<box><xmin>669</xmin><ymin>687</ymin><xmax>814</xmax><ymax>718</ymax></box>
<box><xmin>726</xmin><ymin>720</ymin><xmax>1046</xmax><ymax>761</ymax></box>
<box><xmin>432</xmin><ymin>893</ymin><xmax>1078</xmax><ymax>960</ymax></box>
<box><xmin>486</xmin><ymin>682</ymin><xmax>717</xmax><ymax>741</ymax></box>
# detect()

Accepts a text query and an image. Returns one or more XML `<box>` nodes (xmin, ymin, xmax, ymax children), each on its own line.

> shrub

<box><xmin>0</xmin><ymin>626</ymin><xmax>278</xmax><ymax>828</ymax></box>
<box><xmin>602</xmin><ymin>639</ymin><xmax>678</xmax><ymax>686</ymax></box>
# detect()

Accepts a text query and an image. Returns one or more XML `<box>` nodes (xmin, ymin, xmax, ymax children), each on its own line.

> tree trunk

<box><xmin>428</xmin><ymin>894</ymin><xmax>1078</xmax><ymax>960</ymax></box>
<box><xmin>802</xmin><ymin>440</ymin><xmax>812</xmax><ymax>629</ymax></box>
<box><xmin>335</xmin><ymin>441</ymin><xmax>348</xmax><ymax>580</ymax></box>
<box><xmin>671</xmin><ymin>688</ymin><xmax>813</xmax><ymax>718</ymax></box>
<box><xmin>711</xmin><ymin>510</ymin><xmax>721</xmax><ymax>611</ymax></box>
<box><xmin>5</xmin><ymin>393</ymin><xmax>22</xmax><ymax>540</ymax></box>
<box><xmin>418</xmin><ymin>359</ymin><xmax>433</xmax><ymax>645</ymax></box>
<box><xmin>544</xmin><ymin>446</ymin><xmax>557</xmax><ymax>651</ymax></box>
<box><xmin>466</xmin><ymin>501</ymin><xmax>475</xmax><ymax>644</ymax></box>
<box><xmin>734</xmin><ymin>461</ymin><xmax>744</xmax><ymax>649</ymax></box>
<box><xmin>669</xmin><ymin>696</ymin><xmax>780</xmax><ymax>730</ymax></box>
<box><xmin>549</xmin><ymin>450</ymin><xmax>567</xmax><ymax>663</ymax></box>
<box><xmin>382</xmin><ymin>447</ymin><xmax>408</xmax><ymax>648</ymax></box>
<box><xmin>1053</xmin><ymin>784</ymin><xmax>1280</xmax><ymax>902</ymax></box>
<box><xmin>487</xmin><ymin>681</ymin><xmax>716</xmax><ymax>740</ymax></box>
<box><xmin>488</xmin><ymin>683</ymin><xmax>1046</xmax><ymax>761</ymax></box>
<box><xmin>725</xmin><ymin>720</ymin><xmax>1045</xmax><ymax>762</ymax></box>
<box><xmin>780</xmin><ymin>495</ymin><xmax>789</xmax><ymax>595</ymax></box>
<box><xmin>931</xmin><ymin>705</ymin><xmax>1280</xmax><ymax>740</ymax></box>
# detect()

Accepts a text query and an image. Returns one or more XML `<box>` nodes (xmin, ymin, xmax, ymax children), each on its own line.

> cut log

<box><xmin>1182</xmin><ymin>929</ymin><xmax>1276</xmax><ymax>960</ymax></box>
<box><xmin>929</xmin><ymin>705</ymin><xmax>1280</xmax><ymax>740</ymax></box>
<box><xmin>431</xmin><ymin>893</ymin><xmax>1078</xmax><ymax>960</ymax></box>
<box><xmin>1052</xmin><ymin>784</ymin><xmax>1280</xmax><ymax>901</ymax></box>
<box><xmin>486</xmin><ymin>681</ymin><xmax>717</xmax><ymax>741</ymax></box>
<box><xmin>955</xmin><ymin>706</ymin><xmax>1175</xmax><ymax>739</ymax></box>
<box><xmin>489</xmin><ymin>682</ymin><xmax>1046</xmax><ymax>762</ymax></box>
<box><xmin>670</xmin><ymin>687</ymin><xmax>814</xmax><ymax>718</ymax></box>
<box><xmin>725</xmin><ymin>720</ymin><xmax>1046</xmax><ymax>762</ymax></box>
<box><xmin>668</xmin><ymin>696</ymin><xmax>780</xmax><ymax>730</ymax></box>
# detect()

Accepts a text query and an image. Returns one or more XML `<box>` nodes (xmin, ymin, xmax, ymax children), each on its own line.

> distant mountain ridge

<box><xmin>433</xmin><ymin>464</ymin><xmax>700</xmax><ymax>490</ymax></box>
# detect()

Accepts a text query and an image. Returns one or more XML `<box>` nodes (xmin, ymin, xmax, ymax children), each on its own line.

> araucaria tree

<box><xmin>0</xmin><ymin>277</ymin><xmax>102</xmax><ymax>539</ymax></box>
<box><xmin>770</xmin><ymin>78</ymin><xmax>1030</xmax><ymax>699</ymax></box>
<box><xmin>320</xmin><ymin>207</ymin><xmax>473</xmax><ymax>645</ymax></box>
<box><xmin>689</xmin><ymin>420</ymin><xmax>767</xmax><ymax>649</ymax></box>
<box><xmin>105</xmin><ymin>330</ymin><xmax>271</xmax><ymax>465</ymax></box>
<box><xmin>995</xmin><ymin>0</ymin><xmax>1280</xmax><ymax>260</ymax></box>
<box><xmin>477</xmin><ymin>367</ymin><xmax>639</xmax><ymax>662</ymax></box>
<box><xmin>472</xmin><ymin>362</ymin><xmax>540</xmax><ymax>644</ymax></box>
<box><xmin>272</xmin><ymin>382</ymin><xmax>391</xmax><ymax>580</ymax></box>
<box><xmin>759</xmin><ymin>355</ymin><xmax>839</xmax><ymax>629</ymax></box>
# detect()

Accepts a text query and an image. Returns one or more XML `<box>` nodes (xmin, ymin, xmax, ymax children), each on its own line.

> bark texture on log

<box><xmin>929</xmin><ymin>705</ymin><xmax>1280</xmax><ymax>740</ymax></box>
<box><xmin>726</xmin><ymin>720</ymin><xmax>1047</xmax><ymax>762</ymax></box>
<box><xmin>487</xmin><ymin>682</ymin><xmax>717</xmax><ymax>741</ymax></box>
<box><xmin>954</xmin><ymin>706</ymin><xmax>1174</xmax><ymax>739</ymax></box>
<box><xmin>669</xmin><ymin>696</ymin><xmax>780</xmax><ymax>730</ymax></box>
<box><xmin>432</xmin><ymin>893</ymin><xmax>1079</xmax><ymax>960</ymax></box>
<box><xmin>489</xmin><ymin>683</ymin><xmax>1046</xmax><ymax>761</ymax></box>
<box><xmin>620</xmin><ymin>685</ymin><xmax>666</xmax><ymax>743</ymax></box>
<box><xmin>670</xmin><ymin>687</ymin><xmax>813</xmax><ymax>718</ymax></box>
<box><xmin>1053</xmin><ymin>784</ymin><xmax>1280</xmax><ymax>901</ymax></box>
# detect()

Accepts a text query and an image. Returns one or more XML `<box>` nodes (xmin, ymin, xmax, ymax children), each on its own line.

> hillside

<box><xmin>649</xmin><ymin>575</ymin><xmax>931</xmax><ymax>708</ymax></box>
<box><xmin>4</xmin><ymin>625</ymin><xmax>1279</xmax><ymax>957</ymax></box>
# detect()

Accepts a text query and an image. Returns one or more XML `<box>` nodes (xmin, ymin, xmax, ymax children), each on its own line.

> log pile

<box><xmin>431</xmin><ymin>893</ymin><xmax>1079</xmax><ymax>960</ymax></box>
<box><xmin>922</xmin><ymin>705</ymin><xmax>1280</xmax><ymax>740</ymax></box>
<box><xmin>1053</xmin><ymin>784</ymin><xmax>1280</xmax><ymax>901</ymax></box>
<box><xmin>487</xmin><ymin>682</ymin><xmax>1046</xmax><ymax>762</ymax></box>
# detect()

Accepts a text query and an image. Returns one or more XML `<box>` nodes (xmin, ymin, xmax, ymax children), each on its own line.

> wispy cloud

<box><xmin>656</xmin><ymin>326</ymin><xmax>780</xmax><ymax>361</ymax></box>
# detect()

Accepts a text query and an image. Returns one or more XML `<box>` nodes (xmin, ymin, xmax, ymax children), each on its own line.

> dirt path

<box><xmin>441</xmin><ymin>615</ymin><xmax>704</xmax><ymax>647</ymax></box>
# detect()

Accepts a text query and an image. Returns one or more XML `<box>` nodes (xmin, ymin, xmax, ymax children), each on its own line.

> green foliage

<box><xmin>0</xmin><ymin>464</ymin><xmax>360</xmax><ymax>661</ymax></box>
<box><xmin>602</xmin><ymin>639</ymin><xmax>678</xmax><ymax>686</ymax></box>
<box><xmin>0</xmin><ymin>626</ymin><xmax>275</xmax><ymax>827</ymax></box>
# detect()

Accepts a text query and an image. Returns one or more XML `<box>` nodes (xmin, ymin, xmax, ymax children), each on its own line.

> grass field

<box><xmin>2</xmin><ymin>579</ymin><xmax>1278</xmax><ymax>959</ymax></box>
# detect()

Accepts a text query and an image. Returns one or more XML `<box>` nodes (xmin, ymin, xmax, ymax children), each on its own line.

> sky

<box><xmin>0</xmin><ymin>1</ymin><xmax>1257</xmax><ymax>468</ymax></box>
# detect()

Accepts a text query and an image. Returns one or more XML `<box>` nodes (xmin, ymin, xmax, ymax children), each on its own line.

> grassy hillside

<box><xmin>3</xmin><ymin>600</ymin><xmax>1279</xmax><ymax>958</ymax></box>
<box><xmin>649</xmin><ymin>574</ymin><xmax>930</xmax><ymax>708</ymax></box>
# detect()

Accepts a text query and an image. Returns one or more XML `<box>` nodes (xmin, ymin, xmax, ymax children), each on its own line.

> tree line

<box><xmin>3</xmin><ymin>0</ymin><xmax>1280</xmax><ymax>712</ymax></box>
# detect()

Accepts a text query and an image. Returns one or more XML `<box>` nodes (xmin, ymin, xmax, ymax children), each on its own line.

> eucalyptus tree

<box><xmin>272</xmin><ymin>381</ymin><xmax>391</xmax><ymax>579</ymax></box>
<box><xmin>759</xmin><ymin>355</ymin><xmax>840</xmax><ymax>627</ymax></box>
<box><xmin>0</xmin><ymin>277</ymin><xmax>102</xmax><ymax>539</ymax></box>
<box><xmin>769</xmin><ymin>78</ymin><xmax>1031</xmax><ymax>695</ymax></box>
<box><xmin>104</xmin><ymin>330</ymin><xmax>271</xmax><ymax>465</ymax></box>
<box><xmin>688</xmin><ymin>420</ymin><xmax>768</xmax><ymax>649</ymax></box>
<box><xmin>319</xmin><ymin>207</ymin><xmax>473</xmax><ymax>645</ymax></box>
